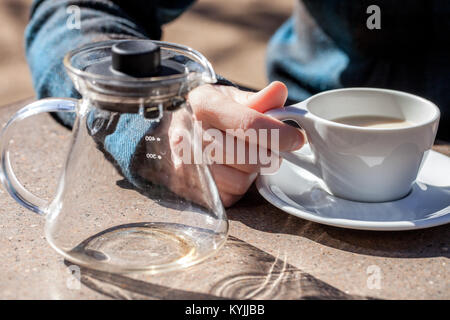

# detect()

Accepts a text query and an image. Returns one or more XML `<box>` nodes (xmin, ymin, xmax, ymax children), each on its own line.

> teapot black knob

<box><xmin>112</xmin><ymin>40</ymin><xmax>161</xmax><ymax>77</ymax></box>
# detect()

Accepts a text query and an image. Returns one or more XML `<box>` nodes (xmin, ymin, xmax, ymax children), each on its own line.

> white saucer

<box><xmin>256</xmin><ymin>145</ymin><xmax>450</xmax><ymax>231</ymax></box>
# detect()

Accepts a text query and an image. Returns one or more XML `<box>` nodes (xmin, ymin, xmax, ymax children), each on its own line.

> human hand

<box><xmin>187</xmin><ymin>81</ymin><xmax>305</xmax><ymax>207</ymax></box>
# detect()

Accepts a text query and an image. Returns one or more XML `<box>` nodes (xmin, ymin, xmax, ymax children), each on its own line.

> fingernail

<box><xmin>291</xmin><ymin>130</ymin><xmax>305</xmax><ymax>150</ymax></box>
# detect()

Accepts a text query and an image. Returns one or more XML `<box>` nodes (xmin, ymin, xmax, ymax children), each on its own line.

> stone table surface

<box><xmin>0</xmin><ymin>100</ymin><xmax>448</xmax><ymax>300</ymax></box>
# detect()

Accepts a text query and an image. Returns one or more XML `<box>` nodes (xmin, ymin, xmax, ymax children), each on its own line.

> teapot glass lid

<box><xmin>63</xmin><ymin>40</ymin><xmax>217</xmax><ymax>113</ymax></box>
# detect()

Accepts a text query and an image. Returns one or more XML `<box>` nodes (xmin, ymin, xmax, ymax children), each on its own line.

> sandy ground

<box><xmin>0</xmin><ymin>0</ymin><xmax>294</xmax><ymax>106</ymax></box>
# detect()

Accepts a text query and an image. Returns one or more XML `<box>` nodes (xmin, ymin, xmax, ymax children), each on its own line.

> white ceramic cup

<box><xmin>266</xmin><ymin>88</ymin><xmax>440</xmax><ymax>202</ymax></box>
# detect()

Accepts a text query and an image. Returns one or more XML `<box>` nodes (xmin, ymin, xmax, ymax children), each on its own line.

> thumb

<box><xmin>246</xmin><ymin>81</ymin><xmax>288</xmax><ymax>113</ymax></box>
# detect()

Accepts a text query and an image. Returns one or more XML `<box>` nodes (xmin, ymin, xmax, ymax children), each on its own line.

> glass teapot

<box><xmin>0</xmin><ymin>40</ymin><xmax>228</xmax><ymax>274</ymax></box>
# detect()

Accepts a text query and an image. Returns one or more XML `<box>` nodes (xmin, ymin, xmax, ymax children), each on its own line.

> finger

<box><xmin>227</xmin><ymin>81</ymin><xmax>289</xmax><ymax>113</ymax></box>
<box><xmin>203</xmin><ymin>129</ymin><xmax>284</xmax><ymax>174</ymax></box>
<box><xmin>219</xmin><ymin>192</ymin><xmax>243</xmax><ymax>208</ymax></box>
<box><xmin>191</xmin><ymin>89</ymin><xmax>304</xmax><ymax>152</ymax></box>
<box><xmin>209</xmin><ymin>163</ymin><xmax>257</xmax><ymax>196</ymax></box>
<box><xmin>202</xmin><ymin>127</ymin><xmax>259</xmax><ymax>173</ymax></box>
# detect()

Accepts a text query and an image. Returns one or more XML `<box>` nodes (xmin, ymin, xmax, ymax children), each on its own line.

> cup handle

<box><xmin>265</xmin><ymin>103</ymin><xmax>322</xmax><ymax>178</ymax></box>
<box><xmin>0</xmin><ymin>98</ymin><xmax>77</xmax><ymax>215</ymax></box>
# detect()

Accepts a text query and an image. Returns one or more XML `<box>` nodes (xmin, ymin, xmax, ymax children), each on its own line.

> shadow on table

<box><xmin>65</xmin><ymin>236</ymin><xmax>372</xmax><ymax>300</ymax></box>
<box><xmin>228</xmin><ymin>186</ymin><xmax>450</xmax><ymax>259</ymax></box>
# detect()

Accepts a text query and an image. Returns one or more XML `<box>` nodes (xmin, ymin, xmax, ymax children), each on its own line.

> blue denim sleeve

<box><xmin>25</xmin><ymin>0</ymin><xmax>195</xmax><ymax>182</ymax></box>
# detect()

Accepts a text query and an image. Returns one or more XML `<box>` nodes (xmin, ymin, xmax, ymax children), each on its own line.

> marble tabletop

<box><xmin>0</xmin><ymin>99</ymin><xmax>448</xmax><ymax>300</ymax></box>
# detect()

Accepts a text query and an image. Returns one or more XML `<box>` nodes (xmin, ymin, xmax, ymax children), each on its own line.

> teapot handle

<box><xmin>0</xmin><ymin>98</ymin><xmax>77</xmax><ymax>215</ymax></box>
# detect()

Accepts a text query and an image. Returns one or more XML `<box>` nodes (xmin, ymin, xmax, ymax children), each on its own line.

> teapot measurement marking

<box><xmin>146</xmin><ymin>153</ymin><xmax>162</xmax><ymax>160</ymax></box>
<box><xmin>145</xmin><ymin>135</ymin><xmax>161</xmax><ymax>142</ymax></box>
